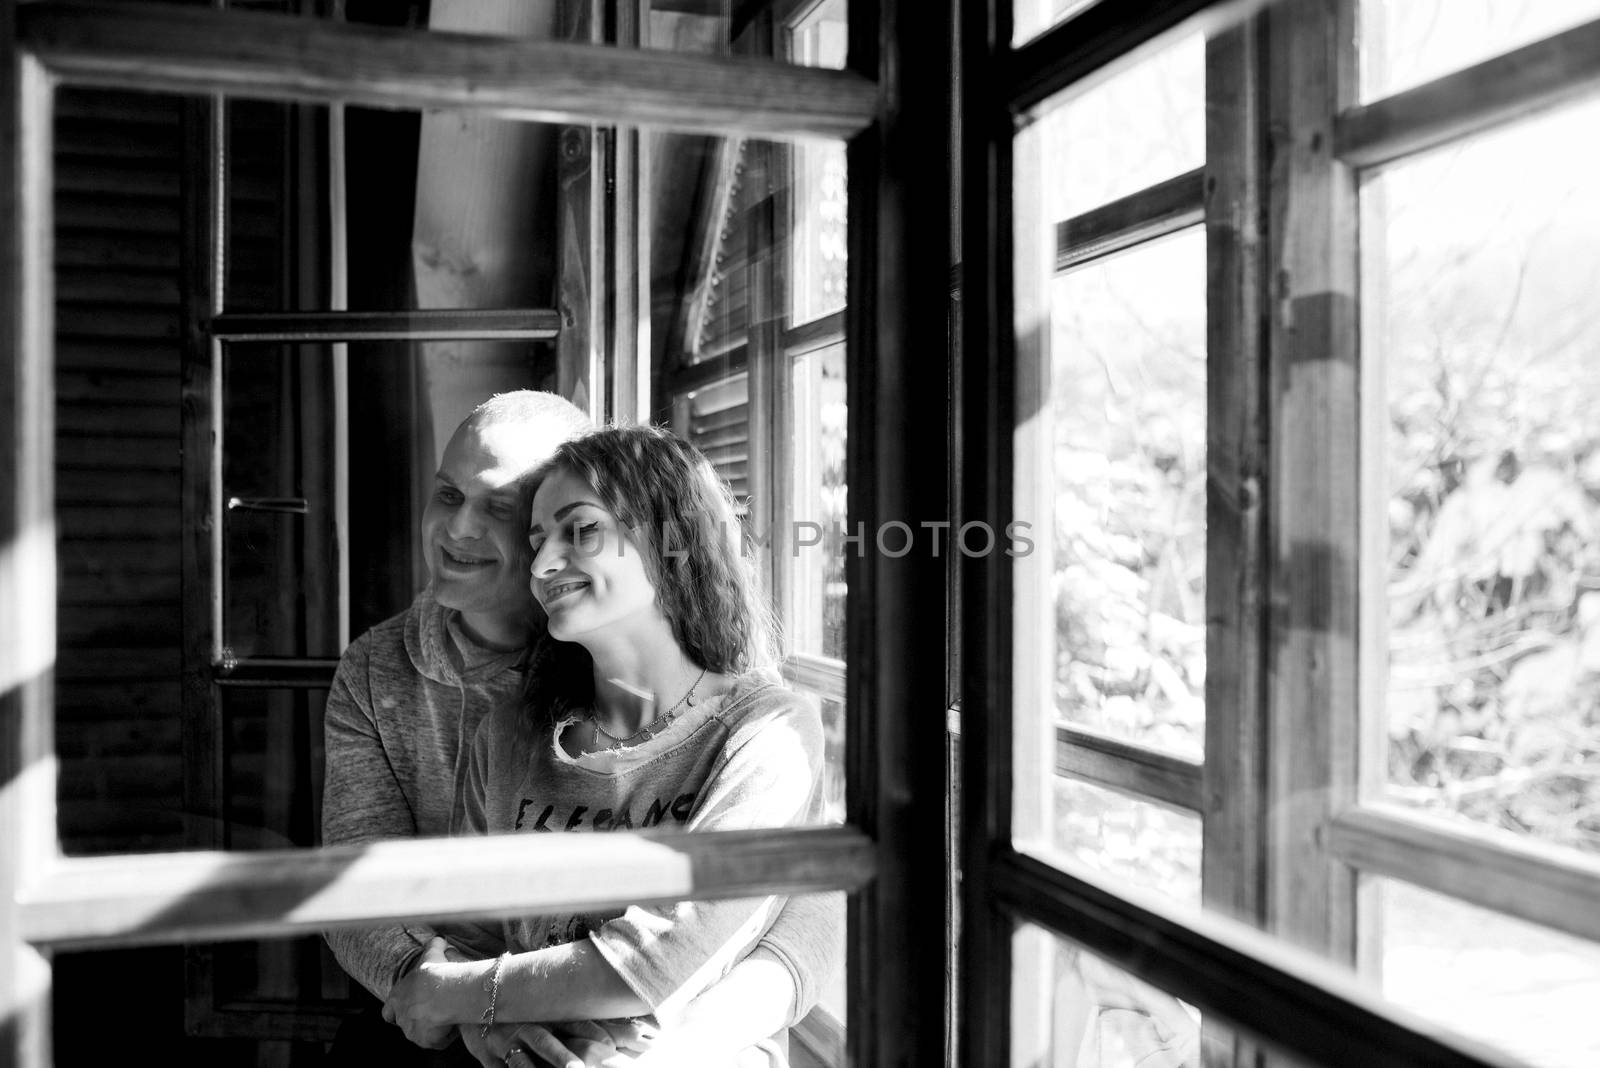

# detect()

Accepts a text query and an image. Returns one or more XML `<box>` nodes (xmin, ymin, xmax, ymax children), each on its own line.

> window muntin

<box><xmin>1358</xmin><ymin>0</ymin><xmax>1600</xmax><ymax>101</ymax></box>
<box><xmin>1370</xmin><ymin>94</ymin><xmax>1600</xmax><ymax>858</ymax></box>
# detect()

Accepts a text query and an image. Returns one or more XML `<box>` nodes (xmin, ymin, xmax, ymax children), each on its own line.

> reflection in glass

<box><xmin>790</xmin><ymin>0</ymin><xmax>848</xmax><ymax>71</ymax></box>
<box><xmin>1051</xmin><ymin>230</ymin><xmax>1206</xmax><ymax>760</ymax></box>
<box><xmin>1012</xmin><ymin>925</ymin><xmax>1209</xmax><ymax>1068</ymax></box>
<box><xmin>1371</xmin><ymin>97</ymin><xmax>1600</xmax><ymax>856</ymax></box>
<box><xmin>1050</xmin><ymin>778</ymin><xmax>1201</xmax><ymax>906</ymax></box>
<box><xmin>222</xmin><ymin>687</ymin><xmax>327</xmax><ymax>852</ymax></box>
<box><xmin>789</xmin><ymin>342</ymin><xmax>848</xmax><ymax>662</ymax></box>
<box><xmin>1359</xmin><ymin>0</ymin><xmax>1600</xmax><ymax>101</ymax></box>
<box><xmin>1377</xmin><ymin>877</ymin><xmax>1600</xmax><ymax>1067</ymax></box>
<box><xmin>1034</xmin><ymin>29</ymin><xmax>1204</xmax><ymax>222</ymax></box>
<box><xmin>54</xmin><ymin>85</ymin><xmax>186</xmax><ymax>858</ymax></box>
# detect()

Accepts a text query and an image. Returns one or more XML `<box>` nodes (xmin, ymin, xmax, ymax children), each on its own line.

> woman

<box><xmin>383</xmin><ymin>425</ymin><xmax>831</xmax><ymax>1067</ymax></box>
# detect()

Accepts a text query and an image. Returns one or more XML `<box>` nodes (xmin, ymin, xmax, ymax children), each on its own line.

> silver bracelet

<box><xmin>479</xmin><ymin>952</ymin><xmax>510</xmax><ymax>1040</ymax></box>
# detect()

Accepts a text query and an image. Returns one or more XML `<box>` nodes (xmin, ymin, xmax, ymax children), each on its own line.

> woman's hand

<box><xmin>470</xmin><ymin>1020</ymin><xmax>631</xmax><ymax>1068</ymax></box>
<box><xmin>382</xmin><ymin>936</ymin><xmax>492</xmax><ymax>1047</ymax></box>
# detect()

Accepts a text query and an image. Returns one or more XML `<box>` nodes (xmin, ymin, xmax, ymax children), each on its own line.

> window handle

<box><xmin>227</xmin><ymin>496</ymin><xmax>309</xmax><ymax>515</ymax></box>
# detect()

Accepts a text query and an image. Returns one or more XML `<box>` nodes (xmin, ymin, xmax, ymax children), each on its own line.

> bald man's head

<box><xmin>419</xmin><ymin>391</ymin><xmax>591</xmax><ymax>648</ymax></box>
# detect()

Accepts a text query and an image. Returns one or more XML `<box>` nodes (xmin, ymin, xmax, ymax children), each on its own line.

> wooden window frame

<box><xmin>1</xmin><ymin>4</ymin><xmax>955</xmax><ymax>1067</ymax></box>
<box><xmin>958</xmin><ymin>1</ymin><xmax>1600</xmax><ymax>1066</ymax></box>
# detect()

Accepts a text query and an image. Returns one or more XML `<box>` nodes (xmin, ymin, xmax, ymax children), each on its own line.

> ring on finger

<box><xmin>502</xmin><ymin>1049</ymin><xmax>528</xmax><ymax>1066</ymax></box>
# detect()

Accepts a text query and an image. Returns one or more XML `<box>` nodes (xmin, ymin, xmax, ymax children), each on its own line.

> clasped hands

<box><xmin>383</xmin><ymin>937</ymin><xmax>650</xmax><ymax>1068</ymax></box>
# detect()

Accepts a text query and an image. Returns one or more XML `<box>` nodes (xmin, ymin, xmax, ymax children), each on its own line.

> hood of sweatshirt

<box><xmin>401</xmin><ymin>583</ymin><xmax>526</xmax><ymax>686</ymax></box>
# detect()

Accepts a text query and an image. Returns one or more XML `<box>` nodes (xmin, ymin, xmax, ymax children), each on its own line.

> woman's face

<box><xmin>527</xmin><ymin>467</ymin><xmax>662</xmax><ymax>645</ymax></box>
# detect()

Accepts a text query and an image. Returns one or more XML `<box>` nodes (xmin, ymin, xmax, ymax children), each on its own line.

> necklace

<box><xmin>591</xmin><ymin>666</ymin><xmax>708</xmax><ymax>751</ymax></box>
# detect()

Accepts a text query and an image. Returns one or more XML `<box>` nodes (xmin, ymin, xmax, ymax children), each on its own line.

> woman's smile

<box><xmin>539</xmin><ymin>575</ymin><xmax>591</xmax><ymax>605</ymax></box>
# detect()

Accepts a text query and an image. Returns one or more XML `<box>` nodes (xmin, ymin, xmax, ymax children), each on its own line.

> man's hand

<box><xmin>383</xmin><ymin>937</ymin><xmax>487</xmax><ymax>1048</ymax></box>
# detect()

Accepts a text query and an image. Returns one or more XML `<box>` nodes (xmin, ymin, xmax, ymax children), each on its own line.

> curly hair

<box><xmin>521</xmin><ymin>424</ymin><xmax>779</xmax><ymax>724</ymax></box>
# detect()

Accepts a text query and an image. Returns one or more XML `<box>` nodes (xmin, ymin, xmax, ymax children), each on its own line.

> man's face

<box><xmin>419</xmin><ymin>417</ymin><xmax>542</xmax><ymax>641</ymax></box>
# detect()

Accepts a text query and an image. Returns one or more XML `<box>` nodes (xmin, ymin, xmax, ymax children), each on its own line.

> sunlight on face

<box><xmin>526</xmin><ymin>468</ymin><xmax>663</xmax><ymax>646</ymax></box>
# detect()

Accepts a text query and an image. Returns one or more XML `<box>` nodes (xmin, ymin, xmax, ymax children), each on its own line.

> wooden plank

<box><xmin>1055</xmin><ymin>167</ymin><xmax>1203</xmax><ymax>272</ymax></box>
<box><xmin>1336</xmin><ymin>16</ymin><xmax>1600</xmax><ymax>170</ymax></box>
<box><xmin>992</xmin><ymin>850</ymin><xmax>1523</xmax><ymax>1068</ymax></box>
<box><xmin>19</xmin><ymin>1</ymin><xmax>878</xmax><ymax>141</ymax></box>
<box><xmin>212</xmin><ymin>308</ymin><xmax>561</xmax><ymax>342</ymax></box>
<box><xmin>1328</xmin><ymin>805</ymin><xmax>1600</xmax><ymax>946</ymax></box>
<box><xmin>19</xmin><ymin>826</ymin><xmax>877</xmax><ymax>949</ymax></box>
<box><xmin>1264</xmin><ymin>0</ymin><xmax>1364</xmax><ymax>962</ymax></box>
<box><xmin>844</xmin><ymin>1</ymin><xmax>953</xmax><ymax>1066</ymax></box>
<box><xmin>1054</xmin><ymin>725</ymin><xmax>1203</xmax><ymax>813</ymax></box>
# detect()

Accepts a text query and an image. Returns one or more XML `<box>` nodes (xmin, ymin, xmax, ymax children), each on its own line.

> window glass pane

<box><xmin>789</xmin><ymin>342</ymin><xmax>848</xmax><ymax>662</ymax></box>
<box><xmin>222</xmin><ymin>687</ymin><xmax>328</xmax><ymax>851</ymax></box>
<box><xmin>1377</xmin><ymin>877</ymin><xmax>1600</xmax><ymax>1067</ymax></box>
<box><xmin>1012</xmin><ymin>0</ymin><xmax>1104</xmax><ymax>47</ymax></box>
<box><xmin>1360</xmin><ymin>0</ymin><xmax>1600</xmax><ymax>101</ymax></box>
<box><xmin>789</xmin><ymin>139</ymin><xmax>849</xmax><ymax>325</ymax></box>
<box><xmin>55</xmin><ymin>895</ymin><xmax>847</xmax><ymax>1064</ymax></box>
<box><xmin>788</xmin><ymin>0</ymin><xmax>849</xmax><ymax>324</ymax></box>
<box><xmin>1049</xmin><ymin>778</ymin><xmax>1202</xmax><ymax>906</ymax></box>
<box><xmin>1371</xmin><ymin>96</ymin><xmax>1600</xmax><ymax>857</ymax></box>
<box><xmin>790</xmin><ymin>0</ymin><xmax>847</xmax><ymax>70</ymax></box>
<box><xmin>1050</xmin><ymin>230</ymin><xmax>1207</xmax><ymax>762</ymax></box>
<box><xmin>1034</xmin><ymin>30</ymin><xmax>1204</xmax><ymax>223</ymax></box>
<box><xmin>54</xmin><ymin>86</ymin><xmax>185</xmax><ymax>858</ymax></box>
<box><xmin>222</xmin><ymin>343</ymin><xmax>342</xmax><ymax>661</ymax></box>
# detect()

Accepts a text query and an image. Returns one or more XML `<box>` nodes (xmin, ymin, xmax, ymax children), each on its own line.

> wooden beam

<box><xmin>1</xmin><ymin>6</ymin><xmax>56</xmax><ymax>1061</ymax></box>
<box><xmin>1055</xmin><ymin>726</ymin><xmax>1203</xmax><ymax>813</ymax></box>
<box><xmin>1202</xmin><ymin>16</ymin><xmax>1268</xmax><ymax>942</ymax></box>
<box><xmin>992</xmin><ymin>850</ymin><xmax>1523</xmax><ymax>1068</ymax></box>
<box><xmin>1336</xmin><ymin>16</ymin><xmax>1600</xmax><ymax>170</ymax></box>
<box><xmin>1263</xmin><ymin>0</ymin><xmax>1364</xmax><ymax>963</ymax></box>
<box><xmin>844</xmin><ymin>0</ymin><xmax>952</xmax><ymax>1064</ymax></box>
<box><xmin>1055</xmin><ymin>167</ymin><xmax>1203</xmax><ymax>272</ymax></box>
<box><xmin>1327</xmin><ymin>805</ymin><xmax>1600</xmax><ymax>946</ymax></box>
<box><xmin>211</xmin><ymin>309</ymin><xmax>561</xmax><ymax>342</ymax></box>
<box><xmin>19</xmin><ymin>826</ymin><xmax>876</xmax><ymax>950</ymax></box>
<box><xmin>957</xmin><ymin>0</ymin><xmax>1019</xmax><ymax>1062</ymax></box>
<box><xmin>19</xmin><ymin>1</ymin><xmax>877</xmax><ymax>141</ymax></box>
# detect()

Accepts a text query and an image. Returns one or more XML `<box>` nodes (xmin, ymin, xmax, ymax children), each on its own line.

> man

<box><xmin>322</xmin><ymin>390</ymin><xmax>592</xmax><ymax>1064</ymax></box>
<box><xmin>322</xmin><ymin>391</ymin><xmax>836</xmax><ymax>1067</ymax></box>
